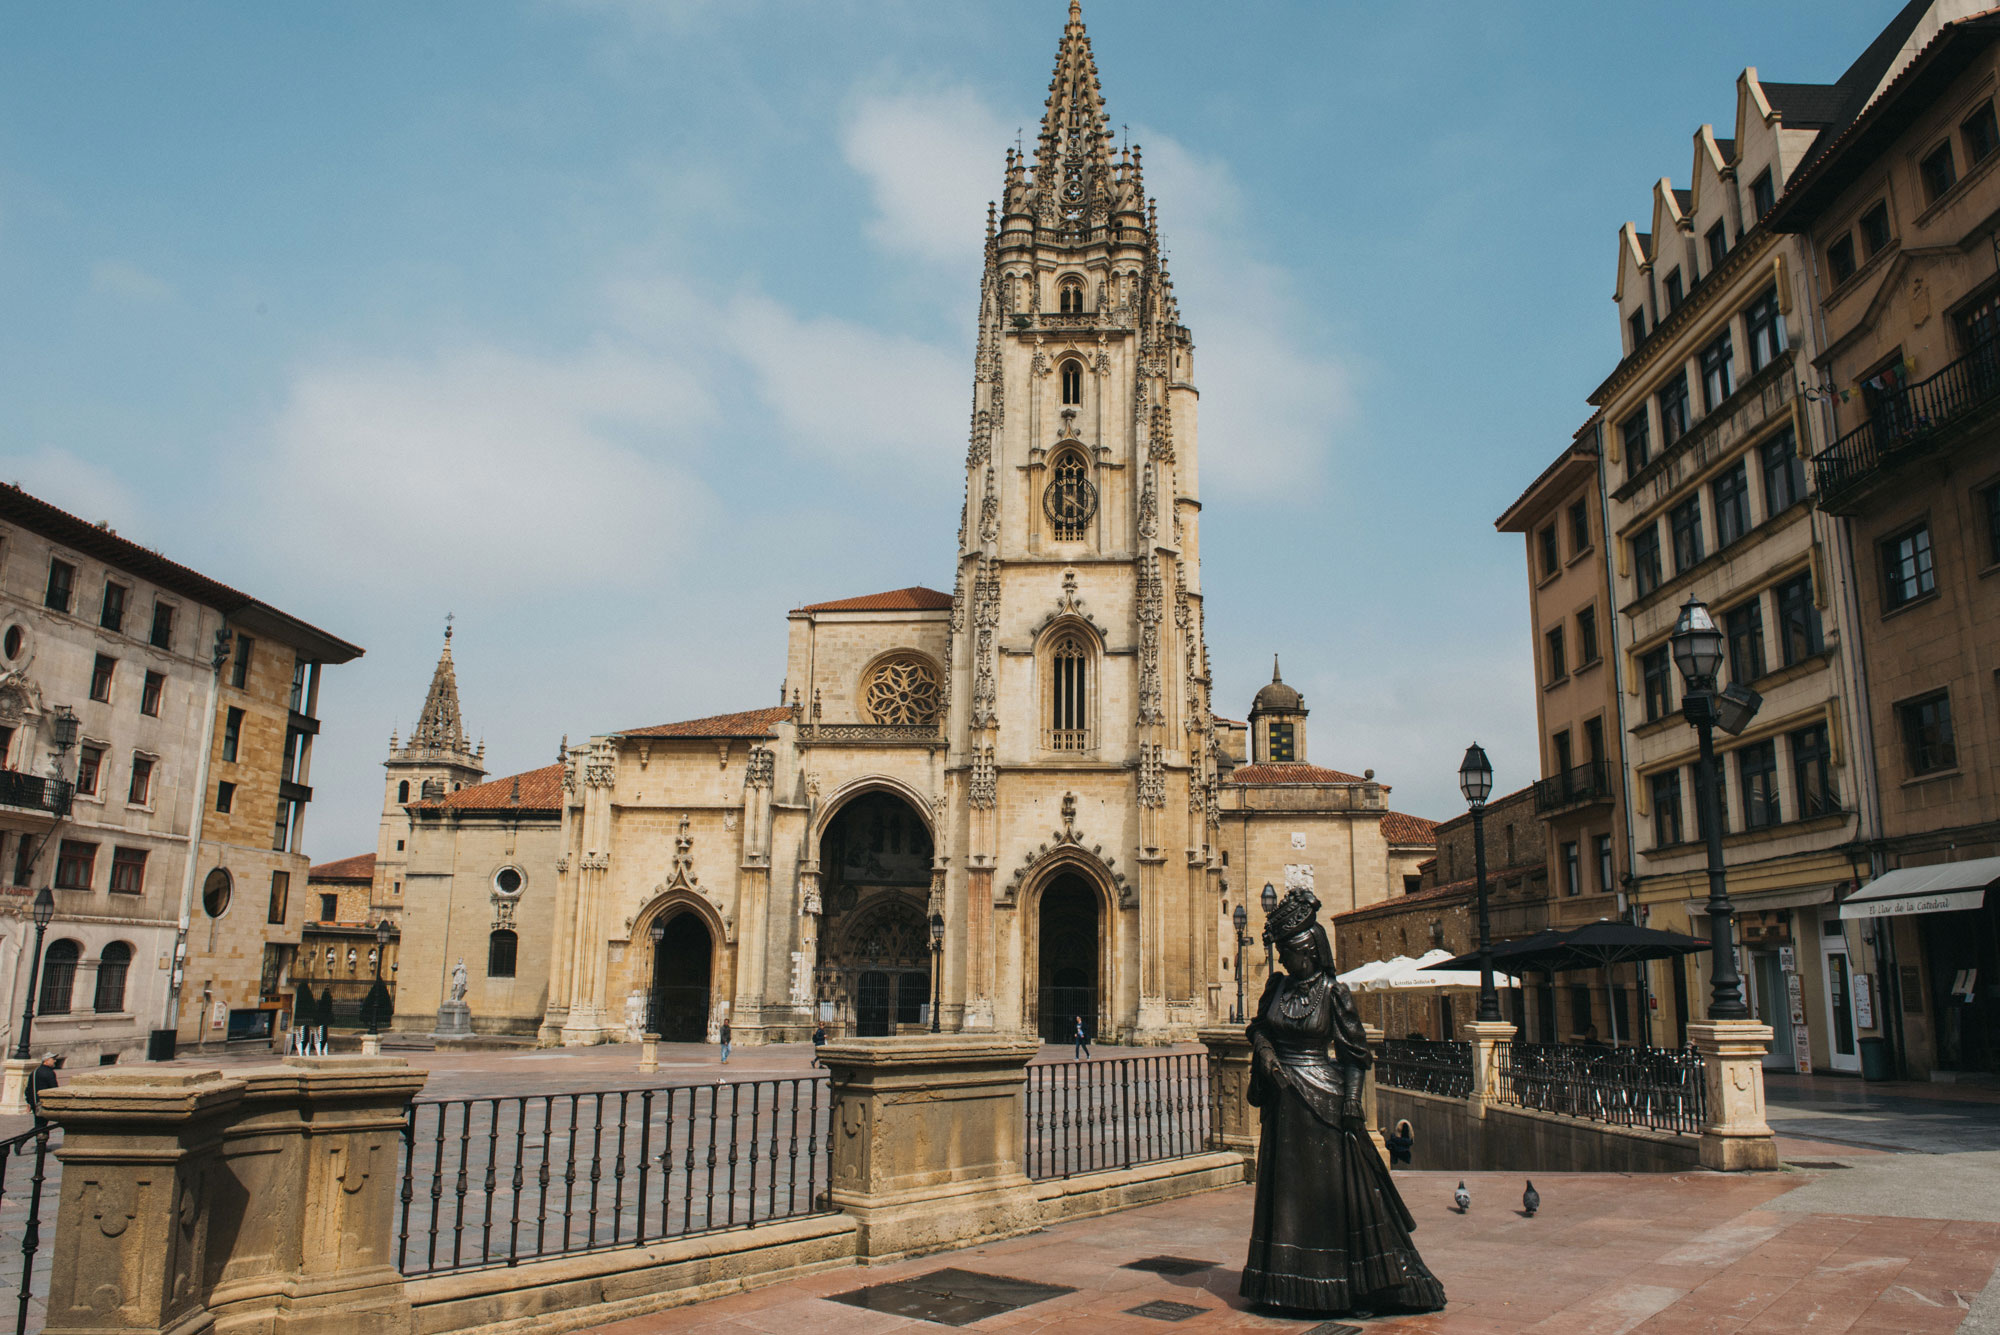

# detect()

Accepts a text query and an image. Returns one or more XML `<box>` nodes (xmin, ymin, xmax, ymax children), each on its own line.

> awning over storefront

<box><xmin>1838</xmin><ymin>858</ymin><xmax>2000</xmax><ymax>919</ymax></box>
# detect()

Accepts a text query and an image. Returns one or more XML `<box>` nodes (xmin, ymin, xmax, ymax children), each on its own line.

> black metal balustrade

<box><xmin>0</xmin><ymin>772</ymin><xmax>65</xmax><ymax>815</ymax></box>
<box><xmin>1023</xmin><ymin>1054</ymin><xmax>1210</xmax><ymax>1180</ymax></box>
<box><xmin>1814</xmin><ymin>342</ymin><xmax>2000</xmax><ymax>510</ymax></box>
<box><xmin>1532</xmin><ymin>759</ymin><xmax>1613</xmax><ymax>814</ymax></box>
<box><xmin>396</xmin><ymin>1077</ymin><xmax>832</xmax><ymax>1277</ymax></box>
<box><xmin>1373</xmin><ymin>1039</ymin><xmax>1474</xmax><ymax>1099</ymax></box>
<box><xmin>1497</xmin><ymin>1041</ymin><xmax>1707</xmax><ymax>1135</ymax></box>
<box><xmin>0</xmin><ymin>1126</ymin><xmax>54</xmax><ymax>1335</ymax></box>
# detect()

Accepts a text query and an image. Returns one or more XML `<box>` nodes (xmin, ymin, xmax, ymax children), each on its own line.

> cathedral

<box><xmin>348</xmin><ymin>4</ymin><xmax>1436</xmax><ymax>1047</ymax></box>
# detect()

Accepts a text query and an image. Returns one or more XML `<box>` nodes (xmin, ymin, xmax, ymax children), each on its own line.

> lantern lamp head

<box><xmin>31</xmin><ymin>886</ymin><xmax>54</xmax><ymax>930</ymax></box>
<box><xmin>1261</xmin><ymin>882</ymin><xmax>1277</xmax><ymax>915</ymax></box>
<box><xmin>1458</xmin><ymin>742</ymin><xmax>1493</xmax><ymax>806</ymax></box>
<box><xmin>1232</xmin><ymin>902</ymin><xmax>1248</xmax><ymax>934</ymax></box>
<box><xmin>929</xmin><ymin>912</ymin><xmax>945</xmax><ymax>947</ymax></box>
<box><xmin>49</xmin><ymin>706</ymin><xmax>78</xmax><ymax>755</ymax></box>
<box><xmin>1670</xmin><ymin>595</ymin><xmax>1725</xmax><ymax>686</ymax></box>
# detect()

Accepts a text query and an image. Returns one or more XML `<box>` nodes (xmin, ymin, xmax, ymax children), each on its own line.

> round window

<box><xmin>495</xmin><ymin>867</ymin><xmax>522</xmax><ymax>896</ymax></box>
<box><xmin>3</xmin><ymin>626</ymin><xmax>21</xmax><ymax>660</ymax></box>
<box><xmin>202</xmin><ymin>868</ymin><xmax>232</xmax><ymax>918</ymax></box>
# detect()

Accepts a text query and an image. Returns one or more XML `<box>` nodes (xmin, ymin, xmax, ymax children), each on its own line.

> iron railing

<box><xmin>0</xmin><ymin>1126</ymin><xmax>54</xmax><ymax>1335</ymax></box>
<box><xmin>1373</xmin><ymin>1039</ymin><xmax>1474</xmax><ymax>1099</ymax></box>
<box><xmin>1814</xmin><ymin>342</ymin><xmax>2000</xmax><ymax>508</ymax></box>
<box><xmin>1532</xmin><ymin>759</ymin><xmax>1613</xmax><ymax>814</ymax></box>
<box><xmin>0</xmin><ymin>772</ymin><xmax>64</xmax><ymax>815</ymax></box>
<box><xmin>1024</xmin><ymin>1054</ymin><xmax>1209</xmax><ymax>1180</ymax></box>
<box><xmin>1497</xmin><ymin>1041</ymin><xmax>1707</xmax><ymax>1135</ymax></box>
<box><xmin>396</xmin><ymin>1077</ymin><xmax>832</xmax><ymax>1276</ymax></box>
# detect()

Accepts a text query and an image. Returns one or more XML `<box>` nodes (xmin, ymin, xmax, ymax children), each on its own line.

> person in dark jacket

<box><xmin>1386</xmin><ymin>1120</ymin><xmax>1414</xmax><ymax>1168</ymax></box>
<box><xmin>1072</xmin><ymin>1016</ymin><xmax>1090</xmax><ymax>1061</ymax></box>
<box><xmin>811</xmin><ymin>1025</ymin><xmax>827</xmax><ymax>1067</ymax></box>
<box><xmin>718</xmin><ymin>1020</ymin><xmax>732</xmax><ymax>1065</ymax></box>
<box><xmin>27</xmin><ymin>1054</ymin><xmax>57</xmax><ymax>1127</ymax></box>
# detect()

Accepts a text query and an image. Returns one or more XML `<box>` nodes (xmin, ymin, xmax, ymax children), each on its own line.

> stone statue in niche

<box><xmin>450</xmin><ymin>959</ymin><xmax>468</xmax><ymax>1002</ymax></box>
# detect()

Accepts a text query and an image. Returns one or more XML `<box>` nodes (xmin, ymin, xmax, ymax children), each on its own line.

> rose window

<box><xmin>864</xmin><ymin>658</ymin><xmax>942</xmax><ymax>726</ymax></box>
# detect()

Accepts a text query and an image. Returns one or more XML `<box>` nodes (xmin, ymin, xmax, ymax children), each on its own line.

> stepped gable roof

<box><xmin>793</xmin><ymin>587</ymin><xmax>953</xmax><ymax>614</ymax></box>
<box><xmin>1225</xmin><ymin>763</ymin><xmax>1366</xmax><ymax>786</ymax></box>
<box><xmin>410</xmin><ymin>763</ymin><xmax>564</xmax><ymax>813</ymax></box>
<box><xmin>1382</xmin><ymin>811</ymin><xmax>1439</xmax><ymax>845</ymax></box>
<box><xmin>309</xmin><ymin>853</ymin><xmax>376</xmax><ymax>882</ymax></box>
<box><xmin>619</xmin><ymin>706</ymin><xmax>794</xmax><ymax>740</ymax></box>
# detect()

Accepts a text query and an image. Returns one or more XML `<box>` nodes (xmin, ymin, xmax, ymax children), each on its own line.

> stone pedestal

<box><xmin>1195</xmin><ymin>1025</ymin><xmax>1257</xmax><ymax>1178</ymax></box>
<box><xmin>1460</xmin><ymin>1020</ymin><xmax>1519</xmax><ymax>1109</ymax></box>
<box><xmin>638</xmin><ymin>1033</ymin><xmax>659</xmax><ymax>1075</ymax></box>
<box><xmin>0</xmin><ymin>1055</ymin><xmax>34</xmax><ymax>1115</ymax></box>
<box><xmin>1359</xmin><ymin>1023</ymin><xmax>1388</xmax><ymax>1160</ymax></box>
<box><xmin>358</xmin><ymin>1032</ymin><xmax>382</xmax><ymax>1056</ymax></box>
<box><xmin>40</xmin><ymin>1056</ymin><xmax>428</xmax><ymax>1334</ymax></box>
<box><xmin>1687</xmin><ymin>1020</ymin><xmax>1779</xmax><ymax>1171</ymax></box>
<box><xmin>430</xmin><ymin>1001</ymin><xmax>472</xmax><ymax>1041</ymax></box>
<box><xmin>820</xmin><ymin>1034</ymin><xmax>1042</xmax><ymax>1261</ymax></box>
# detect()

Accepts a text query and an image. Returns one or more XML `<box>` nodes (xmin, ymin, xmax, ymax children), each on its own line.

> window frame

<box><xmin>1738</xmin><ymin>739</ymin><xmax>1781</xmax><ymax>830</ymax></box>
<box><xmin>1790</xmin><ymin>722</ymin><xmax>1837</xmax><ymax>818</ymax></box>
<box><xmin>215</xmin><ymin>779</ymin><xmax>236</xmax><ymax>814</ymax></box>
<box><xmin>1859</xmin><ymin>201</ymin><xmax>1892</xmax><ymax>258</ymax></box>
<box><xmin>1059</xmin><ymin>358</ymin><xmax>1083</xmax><ymax>406</ymax></box>
<box><xmin>109</xmin><ymin>846</ymin><xmax>147</xmax><ymax>895</ymax></box>
<box><xmin>149</xmin><ymin>600</ymin><xmax>176</xmax><ymax>651</ymax></box>
<box><xmin>54</xmin><ymin>839</ymin><xmax>97</xmax><ymax>891</ymax></box>
<box><xmin>1568</xmin><ymin>499</ymin><xmax>1590</xmax><ymax>554</ymax></box>
<box><xmin>89</xmin><ymin>653</ymin><xmax>115</xmax><ymax>703</ymax></box>
<box><xmin>1750</xmin><ymin>169</ymin><xmax>1776</xmax><ymax>221</ymax></box>
<box><xmin>127</xmin><ymin>753</ymin><xmax>154</xmax><ymax>807</ymax></box>
<box><xmin>1045</xmin><ymin>626</ymin><xmax>1094</xmax><ymax>752</ymax></box>
<box><xmin>1762</xmin><ymin>427</ymin><xmax>1807</xmax><ymax>514</ymax></box>
<box><xmin>488</xmin><ymin>928</ymin><xmax>519</xmax><ymax>979</ymax></box>
<box><xmin>99</xmin><ymin>580</ymin><xmax>127</xmax><ymax>634</ymax></box>
<box><xmin>1744</xmin><ymin>285</ymin><xmax>1785</xmax><ymax>373</ymax></box>
<box><xmin>1595</xmin><ymin>834</ymin><xmax>1614</xmax><ymax>895</ymax></box>
<box><xmin>1562</xmin><ymin>841</ymin><xmax>1581</xmax><ymax>897</ymax></box>
<box><xmin>43</xmin><ymin>559</ymin><xmax>74</xmax><ymax>614</ymax></box>
<box><xmin>140</xmin><ymin>669</ymin><xmax>164</xmax><ymax>717</ymax></box>
<box><xmin>1650</xmin><ymin>770</ymin><xmax>1684</xmax><ymax>847</ymax></box>
<box><xmin>1621</xmin><ymin>407</ymin><xmax>1652</xmax><ymax>479</ymax></box>
<box><xmin>1669</xmin><ymin>497</ymin><xmax>1706</xmax><ymax>574</ymax></box>
<box><xmin>1921</xmin><ymin>138</ymin><xmax>1959</xmax><ymax>203</ymax></box>
<box><xmin>1641</xmin><ymin>647</ymin><xmax>1673</xmax><ymax>723</ymax></box>
<box><xmin>1658</xmin><ymin>372</ymin><xmax>1691</xmax><ymax>445</ymax></box>
<box><xmin>1664</xmin><ymin>268</ymin><xmax>1685</xmax><ymax>311</ymax></box>
<box><xmin>1633</xmin><ymin>523</ymin><xmax>1663</xmax><ymax>599</ymax></box>
<box><xmin>1775</xmin><ymin>573</ymin><xmax>1823</xmax><ymax>665</ymax></box>
<box><xmin>38</xmin><ymin>940</ymin><xmax>79</xmax><ymax>1016</ymax></box>
<box><xmin>1576</xmin><ymin>605</ymin><xmax>1599</xmax><ymax>666</ymax></box>
<box><xmin>1539</xmin><ymin>523</ymin><xmax>1560</xmax><ymax>578</ymax></box>
<box><xmin>75</xmin><ymin>743</ymin><xmax>104</xmax><ymax>798</ymax></box>
<box><xmin>1898</xmin><ymin>690</ymin><xmax>1957</xmax><ymax>776</ymax></box>
<box><xmin>1829</xmin><ymin>233</ymin><xmax>1857</xmax><ymax>284</ymax></box>
<box><xmin>1713</xmin><ymin>459</ymin><xmax>1751</xmax><ymax>548</ymax></box>
<box><xmin>268</xmin><ymin>870</ymin><xmax>291</xmax><ymax>925</ymax></box>
<box><xmin>1724</xmin><ymin>598</ymin><xmax>1767</xmax><ymax>686</ymax></box>
<box><xmin>1544</xmin><ymin>625</ymin><xmax>1567</xmax><ymax>683</ymax></box>
<box><xmin>222</xmin><ymin>706</ymin><xmax>244</xmax><ymax>763</ymax></box>
<box><xmin>1965</xmin><ymin>100</ymin><xmax>2000</xmax><ymax>166</ymax></box>
<box><xmin>1706</xmin><ymin>221</ymin><xmax>1728</xmax><ymax>274</ymax></box>
<box><xmin>1699</xmin><ymin>328</ymin><xmax>1735</xmax><ymax>412</ymax></box>
<box><xmin>1880</xmin><ymin>522</ymin><xmax>1938</xmax><ymax>610</ymax></box>
<box><xmin>231</xmin><ymin>635</ymin><xmax>253</xmax><ymax>689</ymax></box>
<box><xmin>93</xmin><ymin>942</ymin><xmax>131</xmax><ymax>1014</ymax></box>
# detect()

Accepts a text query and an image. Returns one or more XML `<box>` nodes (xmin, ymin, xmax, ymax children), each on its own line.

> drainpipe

<box><xmin>164</xmin><ymin>624</ymin><xmax>233</xmax><ymax>1038</ymax></box>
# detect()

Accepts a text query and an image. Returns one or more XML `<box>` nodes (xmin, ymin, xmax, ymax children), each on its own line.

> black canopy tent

<box><xmin>1428</xmin><ymin>921</ymin><xmax>1710</xmax><ymax>1045</ymax></box>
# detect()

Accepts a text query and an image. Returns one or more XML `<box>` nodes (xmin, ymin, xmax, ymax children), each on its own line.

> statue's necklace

<box><xmin>1278</xmin><ymin>973</ymin><xmax>1326</xmax><ymax>1020</ymax></box>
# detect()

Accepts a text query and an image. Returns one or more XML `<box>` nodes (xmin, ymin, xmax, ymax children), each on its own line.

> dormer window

<box><xmin>1628</xmin><ymin>307</ymin><xmax>1646</xmax><ymax>351</ymax></box>
<box><xmin>1059</xmin><ymin>277</ymin><xmax>1084</xmax><ymax>314</ymax></box>
<box><xmin>1060</xmin><ymin>359</ymin><xmax>1082</xmax><ymax>405</ymax></box>
<box><xmin>1750</xmin><ymin>169</ymin><xmax>1776</xmax><ymax>222</ymax></box>
<box><xmin>1664</xmin><ymin>269</ymin><xmax>1685</xmax><ymax>312</ymax></box>
<box><xmin>1706</xmin><ymin>222</ymin><xmax>1727</xmax><ymax>274</ymax></box>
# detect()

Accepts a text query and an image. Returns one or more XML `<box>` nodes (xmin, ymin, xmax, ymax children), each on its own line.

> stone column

<box><xmin>821</xmin><ymin>1034</ymin><xmax>1042</xmax><ymax>1261</ymax></box>
<box><xmin>1687</xmin><ymin>1020</ymin><xmax>1779</xmax><ymax>1171</ymax></box>
<box><xmin>1460</xmin><ymin>1020</ymin><xmax>1518</xmax><ymax>1110</ymax></box>
<box><xmin>638</xmin><ymin>1033</ymin><xmax>659</xmax><ymax>1074</ymax></box>
<box><xmin>1195</xmin><ymin>1026</ymin><xmax>1256</xmax><ymax>1178</ymax></box>
<box><xmin>1359</xmin><ymin>1023</ymin><xmax>1387</xmax><ymax>1160</ymax></box>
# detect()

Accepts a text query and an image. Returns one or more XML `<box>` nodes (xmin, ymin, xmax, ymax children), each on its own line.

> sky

<box><xmin>0</xmin><ymin>1</ymin><xmax>1907</xmax><ymax>858</ymax></box>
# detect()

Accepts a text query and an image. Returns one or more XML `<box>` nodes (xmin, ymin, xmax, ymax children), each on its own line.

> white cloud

<box><xmin>724</xmin><ymin>293</ymin><xmax>964</xmax><ymax>470</ymax></box>
<box><xmin>255</xmin><ymin>341</ymin><xmax>716</xmax><ymax>598</ymax></box>
<box><xmin>842</xmin><ymin>88</ymin><xmax>1008</xmax><ymax>273</ymax></box>
<box><xmin>89</xmin><ymin>259</ymin><xmax>173</xmax><ymax>303</ymax></box>
<box><xmin>0</xmin><ymin>447</ymin><xmax>141</xmax><ymax>534</ymax></box>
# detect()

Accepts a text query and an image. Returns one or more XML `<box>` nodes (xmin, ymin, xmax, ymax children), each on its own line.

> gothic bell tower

<box><xmin>373</xmin><ymin>623</ymin><xmax>486</xmax><ymax>919</ymax></box>
<box><xmin>945</xmin><ymin>1</ymin><xmax>1217</xmax><ymax>1041</ymax></box>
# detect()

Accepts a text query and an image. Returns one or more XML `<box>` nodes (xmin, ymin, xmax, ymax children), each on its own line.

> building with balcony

<box><xmin>0</xmin><ymin>483</ymin><xmax>359</xmax><ymax>1066</ymax></box>
<box><xmin>1769</xmin><ymin>10</ymin><xmax>2000</xmax><ymax>1079</ymax></box>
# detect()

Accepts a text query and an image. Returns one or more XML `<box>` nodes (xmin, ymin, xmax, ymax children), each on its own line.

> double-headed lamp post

<box><xmin>12</xmin><ymin>888</ymin><xmax>56</xmax><ymax>1063</ymax></box>
<box><xmin>1670</xmin><ymin>595</ymin><xmax>1761</xmax><ymax>1021</ymax></box>
<box><xmin>928</xmin><ymin>912</ymin><xmax>944</xmax><ymax>1033</ymax></box>
<box><xmin>1231</xmin><ymin>902</ymin><xmax>1250</xmax><ymax>1022</ymax></box>
<box><xmin>1459</xmin><ymin>743</ymin><xmax>1502</xmax><ymax>1023</ymax></box>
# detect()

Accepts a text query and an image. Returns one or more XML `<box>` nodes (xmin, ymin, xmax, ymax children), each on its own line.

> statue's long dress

<box><xmin>1240</xmin><ymin>973</ymin><xmax>1447</xmax><ymax>1314</ymax></box>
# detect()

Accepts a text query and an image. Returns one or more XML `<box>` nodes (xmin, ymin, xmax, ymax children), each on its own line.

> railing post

<box><xmin>1194</xmin><ymin>1026</ymin><xmax>1256</xmax><ymax>1179</ymax></box>
<box><xmin>820</xmin><ymin>1034</ymin><xmax>1041</xmax><ymax>1261</ymax></box>
<box><xmin>1686</xmin><ymin>1021</ymin><xmax>1779</xmax><ymax>1171</ymax></box>
<box><xmin>1460</xmin><ymin>1021</ymin><xmax>1517</xmax><ymax>1116</ymax></box>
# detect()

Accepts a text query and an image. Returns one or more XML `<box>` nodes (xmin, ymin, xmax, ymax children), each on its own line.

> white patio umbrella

<box><xmin>1384</xmin><ymin>948</ymin><xmax>1521</xmax><ymax>990</ymax></box>
<box><xmin>1337</xmin><ymin>956</ymin><xmax>1409</xmax><ymax>989</ymax></box>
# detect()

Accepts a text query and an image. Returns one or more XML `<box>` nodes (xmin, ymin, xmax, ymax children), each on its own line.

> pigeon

<box><xmin>1523</xmin><ymin>1180</ymin><xmax>1540</xmax><ymax>1217</ymax></box>
<box><xmin>1453</xmin><ymin>1181</ymin><xmax>1470</xmax><ymax>1213</ymax></box>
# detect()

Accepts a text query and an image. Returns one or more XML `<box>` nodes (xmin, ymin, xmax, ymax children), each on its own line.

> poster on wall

<box><xmin>1853</xmin><ymin>973</ymin><xmax>1875</xmax><ymax>1029</ymax></box>
<box><xmin>1784</xmin><ymin>968</ymin><xmax>1812</xmax><ymax>1074</ymax></box>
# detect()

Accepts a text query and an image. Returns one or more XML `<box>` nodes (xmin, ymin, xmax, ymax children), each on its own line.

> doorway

<box><xmin>1038</xmin><ymin>874</ymin><xmax>1099</xmax><ymax>1043</ymax></box>
<box><xmin>651</xmin><ymin>913</ymin><xmax>713</xmax><ymax>1042</ymax></box>
<box><xmin>1751</xmin><ymin>952</ymin><xmax>1794</xmax><ymax>1069</ymax></box>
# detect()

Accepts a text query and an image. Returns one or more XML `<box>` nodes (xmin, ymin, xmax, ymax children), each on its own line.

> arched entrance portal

<box><xmin>651</xmin><ymin>913</ymin><xmax>713</xmax><ymax>1042</ymax></box>
<box><xmin>1038</xmin><ymin>873</ymin><xmax>1099</xmax><ymax>1043</ymax></box>
<box><xmin>817</xmin><ymin>790</ymin><xmax>935</xmax><ymax>1036</ymax></box>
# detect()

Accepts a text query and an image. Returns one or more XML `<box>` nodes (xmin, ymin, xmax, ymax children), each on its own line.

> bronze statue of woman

<box><xmin>1240</xmin><ymin>887</ymin><xmax>1446</xmax><ymax>1317</ymax></box>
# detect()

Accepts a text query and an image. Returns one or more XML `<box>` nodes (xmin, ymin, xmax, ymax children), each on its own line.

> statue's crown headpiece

<box><xmin>1263</xmin><ymin>887</ymin><xmax>1322</xmax><ymax>944</ymax></box>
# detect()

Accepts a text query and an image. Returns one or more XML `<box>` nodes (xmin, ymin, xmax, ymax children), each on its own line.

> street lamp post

<box><xmin>365</xmin><ymin>920</ymin><xmax>391</xmax><ymax>1037</ymax></box>
<box><xmin>647</xmin><ymin>918</ymin><xmax>666</xmax><ymax>1035</ymax></box>
<box><xmin>928</xmin><ymin>912</ymin><xmax>944</xmax><ymax>1033</ymax></box>
<box><xmin>12</xmin><ymin>888</ymin><xmax>56</xmax><ymax>1063</ymax></box>
<box><xmin>1260</xmin><ymin>881</ymin><xmax>1278</xmax><ymax>976</ymax></box>
<box><xmin>1671</xmin><ymin>595</ymin><xmax>1760</xmax><ymax>1021</ymax></box>
<box><xmin>1232</xmin><ymin>902</ymin><xmax>1250</xmax><ymax>1023</ymax></box>
<box><xmin>1459</xmin><ymin>743</ymin><xmax>1502</xmax><ymax>1023</ymax></box>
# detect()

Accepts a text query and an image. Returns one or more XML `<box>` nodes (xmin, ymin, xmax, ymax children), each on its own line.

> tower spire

<box><xmin>407</xmin><ymin>621</ymin><xmax>472</xmax><ymax>759</ymax></box>
<box><xmin>1035</xmin><ymin>0</ymin><xmax>1112</xmax><ymax>191</ymax></box>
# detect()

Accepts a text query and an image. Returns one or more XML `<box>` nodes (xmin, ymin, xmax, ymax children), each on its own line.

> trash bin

<box><xmin>1859</xmin><ymin>1036</ymin><xmax>1891</xmax><ymax>1081</ymax></box>
<box><xmin>147</xmin><ymin>1028</ymin><xmax>177</xmax><ymax>1062</ymax></box>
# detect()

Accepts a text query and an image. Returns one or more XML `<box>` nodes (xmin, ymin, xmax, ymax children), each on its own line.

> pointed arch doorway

<box><xmin>816</xmin><ymin>789</ymin><xmax>936</xmax><ymax>1036</ymax></box>
<box><xmin>651</xmin><ymin>912</ymin><xmax>713</xmax><ymax>1042</ymax></box>
<box><xmin>1038</xmin><ymin>873</ymin><xmax>1100</xmax><ymax>1043</ymax></box>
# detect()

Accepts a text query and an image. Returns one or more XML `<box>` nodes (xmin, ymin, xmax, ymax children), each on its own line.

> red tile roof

<box><xmin>1381</xmin><ymin>811</ymin><xmax>1439</xmax><ymax>845</ymax></box>
<box><xmin>793</xmin><ymin>587</ymin><xmax>953</xmax><ymax>613</ymax></box>
<box><xmin>1226</xmin><ymin>763</ymin><xmax>1366</xmax><ymax>785</ymax></box>
<box><xmin>410</xmin><ymin>763</ymin><xmax>565</xmax><ymax>813</ymax></box>
<box><xmin>309</xmin><ymin>853</ymin><xmax>376</xmax><ymax>882</ymax></box>
<box><xmin>619</xmin><ymin>706</ymin><xmax>794</xmax><ymax>739</ymax></box>
<box><xmin>1334</xmin><ymin>878</ymin><xmax>1474</xmax><ymax>919</ymax></box>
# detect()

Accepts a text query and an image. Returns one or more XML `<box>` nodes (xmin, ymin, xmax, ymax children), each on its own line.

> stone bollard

<box><xmin>1194</xmin><ymin>1026</ymin><xmax>1256</xmax><ymax>1178</ymax></box>
<box><xmin>820</xmin><ymin>1034</ymin><xmax>1042</xmax><ymax>1262</ymax></box>
<box><xmin>359</xmin><ymin>1032</ymin><xmax>383</xmax><ymax>1056</ymax></box>
<box><xmin>0</xmin><ymin>1055</ymin><xmax>36</xmax><ymax>1116</ymax></box>
<box><xmin>1460</xmin><ymin>1020</ymin><xmax>1518</xmax><ymax>1112</ymax></box>
<box><xmin>41</xmin><ymin>1056</ymin><xmax>427</xmax><ymax>1334</ymax></box>
<box><xmin>1687</xmin><ymin>1021</ymin><xmax>1780</xmax><ymax>1171</ymax></box>
<box><xmin>638</xmin><ymin>1032</ymin><xmax>659</xmax><ymax>1075</ymax></box>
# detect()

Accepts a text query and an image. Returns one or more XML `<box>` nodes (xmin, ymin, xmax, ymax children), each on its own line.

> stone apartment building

<box><xmin>1768</xmin><ymin>11</ymin><xmax>2000</xmax><ymax>1079</ymax></box>
<box><xmin>0</xmin><ymin>483</ymin><xmax>359</xmax><ymax>1072</ymax></box>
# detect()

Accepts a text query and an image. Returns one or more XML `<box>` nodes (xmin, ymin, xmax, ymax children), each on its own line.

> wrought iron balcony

<box><xmin>1532</xmin><ymin>759</ymin><xmax>1613</xmax><ymax>815</ymax></box>
<box><xmin>1813</xmin><ymin>343</ymin><xmax>2000</xmax><ymax>514</ymax></box>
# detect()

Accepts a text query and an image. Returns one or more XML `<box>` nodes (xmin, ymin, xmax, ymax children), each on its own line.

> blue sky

<box><xmin>0</xmin><ymin>1</ymin><xmax>1903</xmax><ymax>857</ymax></box>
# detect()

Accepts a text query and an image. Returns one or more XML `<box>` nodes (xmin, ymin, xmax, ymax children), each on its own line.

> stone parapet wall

<box><xmin>1378</xmin><ymin>1086</ymin><xmax>1703</xmax><ymax>1174</ymax></box>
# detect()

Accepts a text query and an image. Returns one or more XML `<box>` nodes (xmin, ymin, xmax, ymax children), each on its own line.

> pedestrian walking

<box><xmin>27</xmin><ymin>1053</ymin><xmax>58</xmax><ymax>1129</ymax></box>
<box><xmin>811</xmin><ymin>1024</ymin><xmax>827</xmax><ymax>1067</ymax></box>
<box><xmin>1387</xmin><ymin>1119</ymin><xmax>1414</xmax><ymax>1168</ymax></box>
<box><xmin>718</xmin><ymin>1020</ymin><xmax>732</xmax><ymax>1065</ymax></box>
<box><xmin>1072</xmin><ymin>1016</ymin><xmax>1090</xmax><ymax>1061</ymax></box>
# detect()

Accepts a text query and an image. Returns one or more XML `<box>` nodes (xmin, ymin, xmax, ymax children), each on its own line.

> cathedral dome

<box><xmin>1252</xmin><ymin>657</ymin><xmax>1304</xmax><ymax>715</ymax></box>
